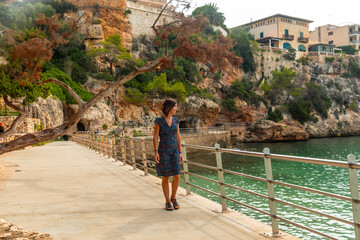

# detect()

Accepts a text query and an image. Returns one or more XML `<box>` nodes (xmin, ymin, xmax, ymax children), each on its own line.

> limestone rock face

<box><xmin>0</xmin><ymin>219</ymin><xmax>53</xmax><ymax>240</ymax></box>
<box><xmin>177</xmin><ymin>96</ymin><xmax>220</xmax><ymax>127</ymax></box>
<box><xmin>244</xmin><ymin>120</ymin><xmax>309</xmax><ymax>142</ymax></box>
<box><xmin>83</xmin><ymin>76</ymin><xmax>112</xmax><ymax>94</ymax></box>
<box><xmin>0</xmin><ymin>57</ymin><xmax>7</xmax><ymax>65</ymax></box>
<box><xmin>67</xmin><ymin>102</ymin><xmax>114</xmax><ymax>131</ymax></box>
<box><xmin>306</xmin><ymin>111</ymin><xmax>360</xmax><ymax>137</ymax></box>
<box><xmin>86</xmin><ymin>24</ymin><xmax>104</xmax><ymax>39</ymax></box>
<box><xmin>31</xmin><ymin>97</ymin><xmax>64</xmax><ymax>129</ymax></box>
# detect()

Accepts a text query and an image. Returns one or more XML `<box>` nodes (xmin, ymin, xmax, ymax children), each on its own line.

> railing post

<box><xmin>122</xmin><ymin>136</ymin><xmax>126</xmax><ymax>165</ymax></box>
<box><xmin>141</xmin><ymin>138</ymin><xmax>148</xmax><ymax>175</ymax></box>
<box><xmin>347</xmin><ymin>154</ymin><xmax>360</xmax><ymax>239</ymax></box>
<box><xmin>130</xmin><ymin>138</ymin><xmax>136</xmax><ymax>170</ymax></box>
<box><xmin>90</xmin><ymin>133</ymin><xmax>93</xmax><ymax>150</ymax></box>
<box><xmin>112</xmin><ymin>136</ymin><xmax>117</xmax><ymax>161</ymax></box>
<box><xmin>106</xmin><ymin>136</ymin><xmax>111</xmax><ymax>158</ymax></box>
<box><xmin>100</xmin><ymin>135</ymin><xmax>104</xmax><ymax>155</ymax></box>
<box><xmin>215</xmin><ymin>143</ymin><xmax>227</xmax><ymax>212</ymax></box>
<box><xmin>263</xmin><ymin>148</ymin><xmax>280</xmax><ymax>236</ymax></box>
<box><xmin>182</xmin><ymin>141</ymin><xmax>191</xmax><ymax>195</ymax></box>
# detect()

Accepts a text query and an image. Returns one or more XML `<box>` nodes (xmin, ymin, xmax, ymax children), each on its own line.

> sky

<box><xmin>187</xmin><ymin>0</ymin><xmax>360</xmax><ymax>31</ymax></box>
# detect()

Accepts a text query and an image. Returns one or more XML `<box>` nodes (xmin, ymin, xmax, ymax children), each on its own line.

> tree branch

<box><xmin>32</xmin><ymin>78</ymin><xmax>85</xmax><ymax>107</ymax></box>
<box><xmin>0</xmin><ymin>96</ymin><xmax>29</xmax><ymax>139</ymax></box>
<box><xmin>0</xmin><ymin>57</ymin><xmax>165</xmax><ymax>155</ymax></box>
<box><xmin>152</xmin><ymin>0</ymin><xmax>173</xmax><ymax>36</ymax></box>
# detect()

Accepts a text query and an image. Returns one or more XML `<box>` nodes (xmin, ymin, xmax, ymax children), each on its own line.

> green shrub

<box><xmin>124</xmin><ymin>9</ymin><xmax>132</xmax><ymax>15</ymax></box>
<box><xmin>230</xmin><ymin>28</ymin><xmax>257</xmax><ymax>72</ymax></box>
<box><xmin>146</xmin><ymin>73</ymin><xmax>187</xmax><ymax>102</ymax></box>
<box><xmin>41</xmin><ymin>66</ymin><xmax>93</xmax><ymax>104</ymax></box>
<box><xmin>214</xmin><ymin>71</ymin><xmax>222</xmax><ymax>81</ymax></box>
<box><xmin>222</xmin><ymin>98</ymin><xmax>238</xmax><ymax>111</ymax></box>
<box><xmin>305</xmin><ymin>83</ymin><xmax>331</xmax><ymax>118</ymax></box>
<box><xmin>297</xmin><ymin>56</ymin><xmax>309</xmax><ymax>66</ymax></box>
<box><xmin>103</xmin><ymin>123</ymin><xmax>108</xmax><ymax>130</ymax></box>
<box><xmin>288</xmin><ymin>98</ymin><xmax>312</xmax><ymax>124</ymax></box>
<box><xmin>350</xmin><ymin>101</ymin><xmax>356</xmax><ymax>111</ymax></box>
<box><xmin>228</xmin><ymin>78</ymin><xmax>263</xmax><ymax>107</ymax></box>
<box><xmin>124</xmin><ymin>88</ymin><xmax>145</xmax><ymax>104</ymax></box>
<box><xmin>71</xmin><ymin>62</ymin><xmax>88</xmax><ymax>84</ymax></box>
<box><xmin>337</xmin><ymin>122</ymin><xmax>343</xmax><ymax>129</ymax></box>
<box><xmin>325</xmin><ymin>57</ymin><xmax>335</xmax><ymax>63</ymax></box>
<box><xmin>337</xmin><ymin>45</ymin><xmax>357</xmax><ymax>55</ymax></box>
<box><xmin>349</xmin><ymin>58</ymin><xmax>360</xmax><ymax>78</ymax></box>
<box><xmin>341</xmin><ymin>73</ymin><xmax>350</xmax><ymax>79</ymax></box>
<box><xmin>93</xmin><ymin>72</ymin><xmax>116</xmax><ymax>81</ymax></box>
<box><xmin>283</xmin><ymin>47</ymin><xmax>296</xmax><ymax>61</ymax></box>
<box><xmin>267</xmin><ymin>108</ymin><xmax>283</xmax><ymax>122</ymax></box>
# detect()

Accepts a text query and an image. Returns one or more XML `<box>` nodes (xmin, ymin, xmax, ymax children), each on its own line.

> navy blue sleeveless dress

<box><xmin>154</xmin><ymin>116</ymin><xmax>181</xmax><ymax>177</ymax></box>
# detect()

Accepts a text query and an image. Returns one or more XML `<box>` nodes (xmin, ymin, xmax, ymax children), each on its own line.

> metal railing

<box><xmin>283</xmin><ymin>34</ymin><xmax>294</xmax><ymax>40</ymax></box>
<box><xmin>298</xmin><ymin>37</ymin><xmax>309</xmax><ymax>43</ymax></box>
<box><xmin>72</xmin><ymin>132</ymin><xmax>360</xmax><ymax>239</ymax></box>
<box><xmin>109</xmin><ymin>127</ymin><xmax>227</xmax><ymax>137</ymax></box>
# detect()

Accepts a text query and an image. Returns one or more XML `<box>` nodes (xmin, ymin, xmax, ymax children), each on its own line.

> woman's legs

<box><xmin>162</xmin><ymin>176</ymin><xmax>170</xmax><ymax>203</ymax></box>
<box><xmin>171</xmin><ymin>174</ymin><xmax>180</xmax><ymax>199</ymax></box>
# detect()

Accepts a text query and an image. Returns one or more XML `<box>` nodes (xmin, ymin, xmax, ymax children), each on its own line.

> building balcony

<box><xmin>298</xmin><ymin>37</ymin><xmax>309</xmax><ymax>43</ymax></box>
<box><xmin>283</xmin><ymin>34</ymin><xmax>294</xmax><ymax>40</ymax></box>
<box><xmin>350</xmin><ymin>40</ymin><xmax>360</xmax><ymax>44</ymax></box>
<box><xmin>349</xmin><ymin>31</ymin><xmax>360</xmax><ymax>35</ymax></box>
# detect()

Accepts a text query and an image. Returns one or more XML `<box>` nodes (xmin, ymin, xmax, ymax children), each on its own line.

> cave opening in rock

<box><xmin>77</xmin><ymin>122</ymin><xmax>86</xmax><ymax>132</ymax></box>
<box><xmin>179</xmin><ymin>121</ymin><xmax>189</xmax><ymax>129</ymax></box>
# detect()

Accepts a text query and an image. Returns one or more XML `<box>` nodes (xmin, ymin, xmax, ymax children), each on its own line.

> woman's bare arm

<box><xmin>153</xmin><ymin>124</ymin><xmax>160</xmax><ymax>163</ymax></box>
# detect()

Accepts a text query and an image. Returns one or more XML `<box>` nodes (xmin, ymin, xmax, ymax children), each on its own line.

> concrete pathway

<box><xmin>0</xmin><ymin>141</ymin><xmax>299</xmax><ymax>240</ymax></box>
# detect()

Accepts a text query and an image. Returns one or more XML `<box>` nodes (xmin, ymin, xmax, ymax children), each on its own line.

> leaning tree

<box><xmin>0</xmin><ymin>0</ymin><xmax>242</xmax><ymax>155</ymax></box>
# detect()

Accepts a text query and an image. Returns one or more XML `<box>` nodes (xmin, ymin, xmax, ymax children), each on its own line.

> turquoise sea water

<box><xmin>180</xmin><ymin>136</ymin><xmax>360</xmax><ymax>240</ymax></box>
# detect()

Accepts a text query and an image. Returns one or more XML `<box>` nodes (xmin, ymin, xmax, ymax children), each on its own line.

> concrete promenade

<box><xmin>0</xmin><ymin>141</ymin><xmax>299</xmax><ymax>240</ymax></box>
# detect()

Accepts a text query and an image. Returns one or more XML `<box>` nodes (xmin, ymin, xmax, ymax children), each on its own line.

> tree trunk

<box><xmin>0</xmin><ymin>57</ymin><xmax>164</xmax><ymax>155</ymax></box>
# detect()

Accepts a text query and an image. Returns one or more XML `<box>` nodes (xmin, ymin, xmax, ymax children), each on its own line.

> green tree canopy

<box><xmin>88</xmin><ymin>34</ymin><xmax>134</xmax><ymax>75</ymax></box>
<box><xmin>146</xmin><ymin>73</ymin><xmax>187</xmax><ymax>102</ymax></box>
<box><xmin>192</xmin><ymin>3</ymin><xmax>226</xmax><ymax>28</ymax></box>
<box><xmin>230</xmin><ymin>27</ymin><xmax>256</xmax><ymax>72</ymax></box>
<box><xmin>261</xmin><ymin>68</ymin><xmax>297</xmax><ymax>104</ymax></box>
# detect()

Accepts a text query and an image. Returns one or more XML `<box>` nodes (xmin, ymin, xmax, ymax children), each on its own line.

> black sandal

<box><xmin>171</xmin><ymin>198</ymin><xmax>180</xmax><ymax>210</ymax></box>
<box><xmin>165</xmin><ymin>202</ymin><xmax>173</xmax><ymax>211</ymax></box>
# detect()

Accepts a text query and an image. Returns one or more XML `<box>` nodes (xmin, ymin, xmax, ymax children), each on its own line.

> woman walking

<box><xmin>153</xmin><ymin>99</ymin><xmax>183</xmax><ymax>211</ymax></box>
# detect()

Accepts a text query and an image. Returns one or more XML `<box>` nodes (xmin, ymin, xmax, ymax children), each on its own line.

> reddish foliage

<box><xmin>8</xmin><ymin>15</ymin><xmax>75</xmax><ymax>84</ymax></box>
<box><xmin>156</xmin><ymin>16</ymin><xmax>243</xmax><ymax>72</ymax></box>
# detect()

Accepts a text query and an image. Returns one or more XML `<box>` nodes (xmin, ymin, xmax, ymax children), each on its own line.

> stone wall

<box><xmin>0</xmin><ymin>117</ymin><xmax>40</xmax><ymax>134</ymax></box>
<box><xmin>127</xmin><ymin>1</ymin><xmax>173</xmax><ymax>37</ymax></box>
<box><xmin>65</xmin><ymin>0</ymin><xmax>125</xmax><ymax>9</ymax></box>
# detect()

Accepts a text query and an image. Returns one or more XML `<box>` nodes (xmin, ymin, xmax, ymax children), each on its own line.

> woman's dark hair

<box><xmin>162</xmin><ymin>99</ymin><xmax>177</xmax><ymax>116</ymax></box>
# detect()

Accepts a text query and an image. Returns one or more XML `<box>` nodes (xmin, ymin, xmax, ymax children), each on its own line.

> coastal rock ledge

<box><xmin>0</xmin><ymin>219</ymin><xmax>53</xmax><ymax>240</ymax></box>
<box><xmin>244</xmin><ymin>120</ymin><xmax>309</xmax><ymax>142</ymax></box>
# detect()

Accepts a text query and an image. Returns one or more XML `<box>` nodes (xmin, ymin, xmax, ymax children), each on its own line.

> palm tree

<box><xmin>192</xmin><ymin>3</ymin><xmax>225</xmax><ymax>27</ymax></box>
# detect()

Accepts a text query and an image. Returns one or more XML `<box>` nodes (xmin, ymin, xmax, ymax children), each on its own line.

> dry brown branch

<box><xmin>33</xmin><ymin>78</ymin><xmax>85</xmax><ymax>107</ymax></box>
<box><xmin>0</xmin><ymin>96</ymin><xmax>29</xmax><ymax>139</ymax></box>
<box><xmin>0</xmin><ymin>57</ymin><xmax>165</xmax><ymax>155</ymax></box>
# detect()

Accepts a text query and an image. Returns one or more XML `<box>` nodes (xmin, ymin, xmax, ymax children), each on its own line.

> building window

<box><xmin>260</xmin><ymin>32</ymin><xmax>264</xmax><ymax>38</ymax></box>
<box><xmin>329</xmin><ymin>41</ymin><xmax>334</xmax><ymax>44</ymax></box>
<box><xmin>328</xmin><ymin>32</ymin><xmax>333</xmax><ymax>36</ymax></box>
<box><xmin>285</xmin><ymin>29</ymin><xmax>289</xmax><ymax>36</ymax></box>
<box><xmin>300</xmin><ymin>32</ymin><xmax>303</xmax><ymax>38</ymax></box>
